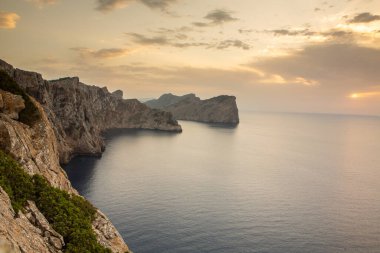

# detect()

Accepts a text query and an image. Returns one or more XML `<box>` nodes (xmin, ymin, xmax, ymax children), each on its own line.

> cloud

<box><xmin>96</xmin><ymin>0</ymin><xmax>177</xmax><ymax>13</ymax></box>
<box><xmin>140</xmin><ymin>0</ymin><xmax>177</xmax><ymax>11</ymax></box>
<box><xmin>215</xmin><ymin>40</ymin><xmax>251</xmax><ymax>50</ymax></box>
<box><xmin>238</xmin><ymin>29</ymin><xmax>254</xmax><ymax>34</ymax></box>
<box><xmin>268</xmin><ymin>29</ymin><xmax>314</xmax><ymax>36</ymax></box>
<box><xmin>193</xmin><ymin>9</ymin><xmax>238</xmax><ymax>27</ymax></box>
<box><xmin>71</xmin><ymin>47</ymin><xmax>129</xmax><ymax>58</ymax></box>
<box><xmin>348</xmin><ymin>12</ymin><xmax>380</xmax><ymax>23</ymax></box>
<box><xmin>96</xmin><ymin>0</ymin><xmax>132</xmax><ymax>12</ymax></box>
<box><xmin>126</xmin><ymin>32</ymin><xmax>251</xmax><ymax>50</ymax></box>
<box><xmin>204</xmin><ymin>9</ymin><xmax>238</xmax><ymax>24</ymax></box>
<box><xmin>127</xmin><ymin>33</ymin><xmax>169</xmax><ymax>45</ymax></box>
<box><xmin>171</xmin><ymin>42</ymin><xmax>210</xmax><ymax>48</ymax></box>
<box><xmin>264</xmin><ymin>27</ymin><xmax>377</xmax><ymax>45</ymax></box>
<box><xmin>248</xmin><ymin>43</ymin><xmax>380</xmax><ymax>90</ymax></box>
<box><xmin>0</xmin><ymin>12</ymin><xmax>20</xmax><ymax>29</ymax></box>
<box><xmin>26</xmin><ymin>0</ymin><xmax>58</xmax><ymax>8</ymax></box>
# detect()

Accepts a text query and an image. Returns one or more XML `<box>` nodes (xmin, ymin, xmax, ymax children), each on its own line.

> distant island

<box><xmin>145</xmin><ymin>93</ymin><xmax>240</xmax><ymax>125</ymax></box>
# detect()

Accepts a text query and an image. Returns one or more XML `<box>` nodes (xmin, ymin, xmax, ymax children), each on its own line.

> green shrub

<box><xmin>0</xmin><ymin>150</ymin><xmax>34</xmax><ymax>213</ymax></box>
<box><xmin>0</xmin><ymin>150</ymin><xmax>111</xmax><ymax>252</ymax></box>
<box><xmin>0</xmin><ymin>70</ymin><xmax>40</xmax><ymax>126</ymax></box>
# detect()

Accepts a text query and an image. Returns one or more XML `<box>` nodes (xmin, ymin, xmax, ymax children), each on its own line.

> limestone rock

<box><xmin>0</xmin><ymin>59</ymin><xmax>182</xmax><ymax>164</ymax></box>
<box><xmin>93</xmin><ymin>210</ymin><xmax>131</xmax><ymax>253</ymax></box>
<box><xmin>146</xmin><ymin>93</ymin><xmax>240</xmax><ymax>124</ymax></box>
<box><xmin>48</xmin><ymin>77</ymin><xmax>182</xmax><ymax>163</ymax></box>
<box><xmin>0</xmin><ymin>90</ymin><xmax>25</xmax><ymax>120</ymax></box>
<box><xmin>112</xmin><ymin>89</ymin><xmax>123</xmax><ymax>99</ymax></box>
<box><xmin>0</xmin><ymin>98</ymin><xmax>73</xmax><ymax>193</ymax></box>
<box><xmin>0</xmin><ymin>187</ymin><xmax>62</xmax><ymax>253</ymax></box>
<box><xmin>24</xmin><ymin>201</ymin><xmax>65</xmax><ymax>251</ymax></box>
<box><xmin>0</xmin><ymin>93</ymin><xmax>131</xmax><ymax>253</ymax></box>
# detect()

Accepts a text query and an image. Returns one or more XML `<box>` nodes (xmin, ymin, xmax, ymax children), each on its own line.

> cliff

<box><xmin>0</xmin><ymin>59</ymin><xmax>182</xmax><ymax>164</ymax></box>
<box><xmin>145</xmin><ymin>93</ymin><xmax>240</xmax><ymax>124</ymax></box>
<box><xmin>0</xmin><ymin>70</ymin><xmax>130</xmax><ymax>252</ymax></box>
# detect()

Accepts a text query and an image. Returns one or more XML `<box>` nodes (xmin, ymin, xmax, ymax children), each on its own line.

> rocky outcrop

<box><xmin>146</xmin><ymin>93</ymin><xmax>240</xmax><ymax>124</ymax></box>
<box><xmin>0</xmin><ymin>97</ymin><xmax>73</xmax><ymax>192</ymax></box>
<box><xmin>0</xmin><ymin>59</ymin><xmax>182</xmax><ymax>164</ymax></box>
<box><xmin>0</xmin><ymin>90</ymin><xmax>25</xmax><ymax>120</ymax></box>
<box><xmin>24</xmin><ymin>201</ymin><xmax>65</xmax><ymax>251</ymax></box>
<box><xmin>92</xmin><ymin>210</ymin><xmax>130</xmax><ymax>253</ymax></box>
<box><xmin>0</xmin><ymin>187</ymin><xmax>62</xmax><ymax>253</ymax></box>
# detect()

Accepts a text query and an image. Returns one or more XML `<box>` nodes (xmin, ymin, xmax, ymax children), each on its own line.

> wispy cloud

<box><xmin>26</xmin><ymin>0</ymin><xmax>58</xmax><ymax>8</ymax></box>
<box><xmin>127</xmin><ymin>33</ymin><xmax>170</xmax><ymax>45</ymax></box>
<box><xmin>96</xmin><ymin>0</ymin><xmax>177</xmax><ymax>13</ymax></box>
<box><xmin>215</xmin><ymin>40</ymin><xmax>251</xmax><ymax>50</ymax></box>
<box><xmin>348</xmin><ymin>12</ymin><xmax>380</xmax><ymax>24</ymax></box>
<box><xmin>193</xmin><ymin>9</ymin><xmax>238</xmax><ymax>27</ymax></box>
<box><xmin>71</xmin><ymin>47</ymin><xmax>130</xmax><ymax>59</ymax></box>
<box><xmin>140</xmin><ymin>0</ymin><xmax>177</xmax><ymax>11</ymax></box>
<box><xmin>126</xmin><ymin>32</ymin><xmax>251</xmax><ymax>50</ymax></box>
<box><xmin>0</xmin><ymin>12</ymin><xmax>20</xmax><ymax>29</ymax></box>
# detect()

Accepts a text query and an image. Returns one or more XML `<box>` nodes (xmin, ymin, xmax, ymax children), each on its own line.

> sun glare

<box><xmin>350</xmin><ymin>93</ymin><xmax>359</xmax><ymax>99</ymax></box>
<box><xmin>349</xmin><ymin>91</ymin><xmax>380</xmax><ymax>99</ymax></box>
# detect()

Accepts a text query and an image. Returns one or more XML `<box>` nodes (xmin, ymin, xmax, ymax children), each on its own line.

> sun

<box><xmin>350</xmin><ymin>93</ymin><xmax>359</xmax><ymax>99</ymax></box>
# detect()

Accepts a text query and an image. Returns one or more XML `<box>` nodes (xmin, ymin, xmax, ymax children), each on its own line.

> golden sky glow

<box><xmin>0</xmin><ymin>0</ymin><xmax>380</xmax><ymax>115</ymax></box>
<box><xmin>350</xmin><ymin>91</ymin><xmax>380</xmax><ymax>99</ymax></box>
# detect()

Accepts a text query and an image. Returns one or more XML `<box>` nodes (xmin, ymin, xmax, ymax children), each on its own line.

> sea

<box><xmin>64</xmin><ymin>111</ymin><xmax>380</xmax><ymax>253</ymax></box>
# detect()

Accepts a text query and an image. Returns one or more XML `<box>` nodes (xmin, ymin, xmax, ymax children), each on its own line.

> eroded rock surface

<box><xmin>0</xmin><ymin>187</ymin><xmax>62</xmax><ymax>253</ymax></box>
<box><xmin>93</xmin><ymin>210</ymin><xmax>130</xmax><ymax>253</ymax></box>
<box><xmin>0</xmin><ymin>90</ymin><xmax>25</xmax><ymax>120</ymax></box>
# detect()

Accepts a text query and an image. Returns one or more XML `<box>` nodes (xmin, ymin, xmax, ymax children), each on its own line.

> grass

<box><xmin>0</xmin><ymin>150</ymin><xmax>111</xmax><ymax>253</ymax></box>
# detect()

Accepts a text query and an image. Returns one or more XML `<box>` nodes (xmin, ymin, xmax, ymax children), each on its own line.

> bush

<box><xmin>0</xmin><ymin>150</ymin><xmax>111</xmax><ymax>252</ymax></box>
<box><xmin>0</xmin><ymin>150</ymin><xmax>34</xmax><ymax>213</ymax></box>
<box><xmin>0</xmin><ymin>70</ymin><xmax>40</xmax><ymax>126</ymax></box>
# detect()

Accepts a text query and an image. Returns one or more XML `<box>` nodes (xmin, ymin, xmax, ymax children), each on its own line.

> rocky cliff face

<box><xmin>0</xmin><ymin>59</ymin><xmax>182</xmax><ymax>164</ymax></box>
<box><xmin>146</xmin><ymin>93</ymin><xmax>240</xmax><ymax>124</ymax></box>
<box><xmin>0</xmin><ymin>187</ymin><xmax>64</xmax><ymax>253</ymax></box>
<box><xmin>0</xmin><ymin>84</ymin><xmax>130</xmax><ymax>252</ymax></box>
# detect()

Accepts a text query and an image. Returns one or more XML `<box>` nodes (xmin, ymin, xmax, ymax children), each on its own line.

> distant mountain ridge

<box><xmin>145</xmin><ymin>93</ymin><xmax>239</xmax><ymax>124</ymax></box>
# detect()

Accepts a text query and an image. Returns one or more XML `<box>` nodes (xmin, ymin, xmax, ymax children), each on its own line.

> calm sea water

<box><xmin>64</xmin><ymin>112</ymin><xmax>380</xmax><ymax>253</ymax></box>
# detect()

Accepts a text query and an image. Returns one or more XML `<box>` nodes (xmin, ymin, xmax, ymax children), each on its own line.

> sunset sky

<box><xmin>1</xmin><ymin>0</ymin><xmax>380</xmax><ymax>115</ymax></box>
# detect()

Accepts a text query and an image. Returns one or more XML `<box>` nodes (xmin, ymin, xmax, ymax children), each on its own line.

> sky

<box><xmin>0</xmin><ymin>0</ymin><xmax>380</xmax><ymax>115</ymax></box>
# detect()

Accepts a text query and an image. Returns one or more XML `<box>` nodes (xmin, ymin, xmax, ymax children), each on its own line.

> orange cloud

<box><xmin>0</xmin><ymin>12</ymin><xmax>20</xmax><ymax>29</ymax></box>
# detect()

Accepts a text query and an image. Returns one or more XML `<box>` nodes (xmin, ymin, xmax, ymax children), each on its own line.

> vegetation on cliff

<box><xmin>0</xmin><ymin>70</ymin><xmax>40</xmax><ymax>125</ymax></box>
<box><xmin>0</xmin><ymin>150</ymin><xmax>111</xmax><ymax>252</ymax></box>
